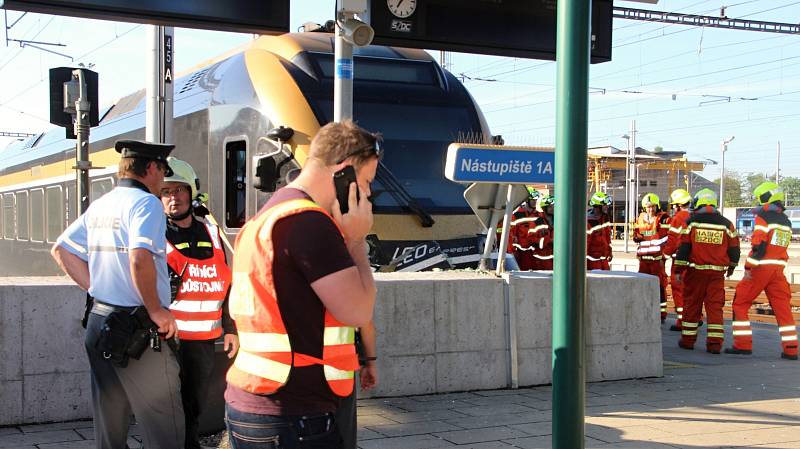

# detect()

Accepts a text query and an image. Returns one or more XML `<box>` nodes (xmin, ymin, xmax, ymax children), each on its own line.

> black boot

<box><xmin>781</xmin><ymin>352</ymin><xmax>798</xmax><ymax>360</ymax></box>
<box><xmin>724</xmin><ymin>347</ymin><xmax>752</xmax><ymax>355</ymax></box>
<box><xmin>669</xmin><ymin>324</ymin><xmax>682</xmax><ymax>332</ymax></box>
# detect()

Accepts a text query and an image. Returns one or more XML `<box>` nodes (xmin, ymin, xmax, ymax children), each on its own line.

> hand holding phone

<box><xmin>333</xmin><ymin>165</ymin><xmax>359</xmax><ymax>215</ymax></box>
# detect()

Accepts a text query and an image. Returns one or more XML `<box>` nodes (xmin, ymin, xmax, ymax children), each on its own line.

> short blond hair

<box><xmin>309</xmin><ymin>120</ymin><xmax>381</xmax><ymax>168</ymax></box>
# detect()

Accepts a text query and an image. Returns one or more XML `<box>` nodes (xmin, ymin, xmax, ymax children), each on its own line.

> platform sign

<box><xmin>445</xmin><ymin>144</ymin><xmax>555</xmax><ymax>184</ymax></box>
<box><xmin>369</xmin><ymin>0</ymin><xmax>613</xmax><ymax>63</ymax></box>
<box><xmin>1</xmin><ymin>0</ymin><xmax>290</xmax><ymax>34</ymax></box>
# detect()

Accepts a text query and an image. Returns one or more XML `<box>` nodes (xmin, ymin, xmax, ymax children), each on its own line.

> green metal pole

<box><xmin>552</xmin><ymin>0</ymin><xmax>591</xmax><ymax>448</ymax></box>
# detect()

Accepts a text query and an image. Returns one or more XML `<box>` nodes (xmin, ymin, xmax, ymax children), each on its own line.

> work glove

<box><xmin>726</xmin><ymin>265</ymin><xmax>736</xmax><ymax>278</ymax></box>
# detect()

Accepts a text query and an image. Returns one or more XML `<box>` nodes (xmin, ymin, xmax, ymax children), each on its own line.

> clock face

<box><xmin>387</xmin><ymin>0</ymin><xmax>417</xmax><ymax>18</ymax></box>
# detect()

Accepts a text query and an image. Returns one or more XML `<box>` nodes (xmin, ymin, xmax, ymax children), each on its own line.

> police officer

<box><xmin>51</xmin><ymin>140</ymin><xmax>185</xmax><ymax>449</ymax></box>
<box><xmin>161</xmin><ymin>157</ymin><xmax>238</xmax><ymax>449</ymax></box>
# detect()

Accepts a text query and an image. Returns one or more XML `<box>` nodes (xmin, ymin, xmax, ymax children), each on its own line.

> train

<box><xmin>0</xmin><ymin>30</ymin><xmax>494</xmax><ymax>276</ymax></box>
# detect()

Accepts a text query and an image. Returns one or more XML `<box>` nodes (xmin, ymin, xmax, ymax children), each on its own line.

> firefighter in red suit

<box><xmin>726</xmin><ymin>182</ymin><xmax>798</xmax><ymax>360</ymax></box>
<box><xmin>674</xmin><ymin>189</ymin><xmax>740</xmax><ymax>354</ymax></box>
<box><xmin>507</xmin><ymin>188</ymin><xmax>539</xmax><ymax>270</ymax></box>
<box><xmin>663</xmin><ymin>189</ymin><xmax>693</xmax><ymax>331</ymax></box>
<box><xmin>586</xmin><ymin>191</ymin><xmax>613</xmax><ymax>270</ymax></box>
<box><xmin>634</xmin><ymin>193</ymin><xmax>671</xmax><ymax>322</ymax></box>
<box><xmin>530</xmin><ymin>194</ymin><xmax>554</xmax><ymax>270</ymax></box>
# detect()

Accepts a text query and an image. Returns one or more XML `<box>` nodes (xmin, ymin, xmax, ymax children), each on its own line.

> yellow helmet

<box><xmin>669</xmin><ymin>189</ymin><xmax>692</xmax><ymax>205</ymax></box>
<box><xmin>163</xmin><ymin>157</ymin><xmax>199</xmax><ymax>199</ymax></box>
<box><xmin>753</xmin><ymin>181</ymin><xmax>784</xmax><ymax>205</ymax></box>
<box><xmin>693</xmin><ymin>188</ymin><xmax>718</xmax><ymax>208</ymax></box>
<box><xmin>641</xmin><ymin>193</ymin><xmax>660</xmax><ymax>209</ymax></box>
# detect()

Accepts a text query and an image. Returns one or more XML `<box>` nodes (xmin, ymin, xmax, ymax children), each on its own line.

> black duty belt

<box><xmin>91</xmin><ymin>301</ymin><xmax>137</xmax><ymax>317</ymax></box>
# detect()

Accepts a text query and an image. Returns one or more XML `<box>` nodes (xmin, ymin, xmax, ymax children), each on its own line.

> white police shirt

<box><xmin>56</xmin><ymin>178</ymin><xmax>171</xmax><ymax>308</ymax></box>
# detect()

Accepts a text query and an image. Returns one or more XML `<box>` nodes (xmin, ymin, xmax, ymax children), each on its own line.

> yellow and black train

<box><xmin>0</xmin><ymin>30</ymin><xmax>492</xmax><ymax>275</ymax></box>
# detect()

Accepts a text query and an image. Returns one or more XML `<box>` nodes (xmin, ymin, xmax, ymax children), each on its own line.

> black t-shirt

<box><xmin>225</xmin><ymin>188</ymin><xmax>355</xmax><ymax>416</ymax></box>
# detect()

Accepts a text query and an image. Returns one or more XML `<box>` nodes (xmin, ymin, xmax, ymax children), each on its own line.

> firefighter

<box><xmin>530</xmin><ymin>194</ymin><xmax>554</xmax><ymax>270</ymax></box>
<box><xmin>726</xmin><ymin>182</ymin><xmax>797</xmax><ymax>360</ymax></box>
<box><xmin>634</xmin><ymin>193</ymin><xmax>671</xmax><ymax>322</ymax></box>
<box><xmin>663</xmin><ymin>188</ymin><xmax>693</xmax><ymax>331</ymax></box>
<box><xmin>586</xmin><ymin>191</ymin><xmax>613</xmax><ymax>270</ymax></box>
<box><xmin>508</xmin><ymin>187</ymin><xmax>539</xmax><ymax>270</ymax></box>
<box><xmin>674</xmin><ymin>188</ymin><xmax>740</xmax><ymax>354</ymax></box>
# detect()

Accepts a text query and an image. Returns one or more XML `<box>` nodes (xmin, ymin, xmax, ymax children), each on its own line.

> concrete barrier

<box><xmin>0</xmin><ymin>271</ymin><xmax>662</xmax><ymax>425</ymax></box>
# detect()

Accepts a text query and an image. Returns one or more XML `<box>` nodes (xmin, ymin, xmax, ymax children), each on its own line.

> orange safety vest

<box><xmin>226</xmin><ymin>198</ymin><xmax>358</xmax><ymax>397</ymax></box>
<box><xmin>167</xmin><ymin>222</ymin><xmax>231</xmax><ymax>341</ymax></box>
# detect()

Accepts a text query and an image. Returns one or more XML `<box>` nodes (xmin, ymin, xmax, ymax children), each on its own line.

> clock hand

<box><xmin>396</xmin><ymin>0</ymin><xmax>405</xmax><ymax>8</ymax></box>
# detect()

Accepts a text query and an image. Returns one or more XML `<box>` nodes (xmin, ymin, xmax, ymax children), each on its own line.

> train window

<box><xmin>225</xmin><ymin>140</ymin><xmax>247</xmax><ymax>228</ymax></box>
<box><xmin>91</xmin><ymin>177</ymin><xmax>114</xmax><ymax>201</ymax></box>
<box><xmin>46</xmin><ymin>186</ymin><xmax>64</xmax><ymax>243</ymax></box>
<box><xmin>66</xmin><ymin>182</ymin><xmax>76</xmax><ymax>224</ymax></box>
<box><xmin>311</xmin><ymin>53</ymin><xmax>439</xmax><ymax>85</ymax></box>
<box><xmin>30</xmin><ymin>188</ymin><xmax>44</xmax><ymax>242</ymax></box>
<box><xmin>16</xmin><ymin>191</ymin><xmax>29</xmax><ymax>241</ymax></box>
<box><xmin>2</xmin><ymin>193</ymin><xmax>13</xmax><ymax>239</ymax></box>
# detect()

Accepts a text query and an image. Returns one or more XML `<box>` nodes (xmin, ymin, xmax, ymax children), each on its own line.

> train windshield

<box><xmin>288</xmin><ymin>52</ymin><xmax>485</xmax><ymax>214</ymax></box>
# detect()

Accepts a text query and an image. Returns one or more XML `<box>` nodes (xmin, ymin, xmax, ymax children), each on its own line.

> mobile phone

<box><xmin>333</xmin><ymin>165</ymin><xmax>359</xmax><ymax>214</ymax></box>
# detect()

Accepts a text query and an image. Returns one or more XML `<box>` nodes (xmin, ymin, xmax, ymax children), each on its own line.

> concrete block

<box><xmin>22</xmin><ymin>286</ymin><xmax>87</xmax><ymax>375</ymax></box>
<box><xmin>23</xmin><ymin>372</ymin><xmax>91</xmax><ymax>423</ymax></box>
<box><xmin>606</xmin><ymin>272</ymin><xmax>662</xmax><ymax>343</ymax></box>
<box><xmin>434</xmin><ymin>278</ymin><xmax>505</xmax><ymax>352</ymax></box>
<box><xmin>587</xmin><ymin>342</ymin><xmax>662</xmax><ymax>381</ymax></box>
<box><xmin>367</xmin><ymin>355</ymin><xmax>435</xmax><ymax>398</ymax></box>
<box><xmin>0</xmin><ymin>286</ymin><xmax>23</xmax><ymax>381</ymax></box>
<box><xmin>510</xmin><ymin>273</ymin><xmax>553</xmax><ymax>350</ymax></box>
<box><xmin>374</xmin><ymin>279</ymin><xmax>436</xmax><ymax>356</ymax></box>
<box><xmin>0</xmin><ymin>380</ymin><xmax>23</xmax><ymax>426</ymax></box>
<box><xmin>517</xmin><ymin>349</ymin><xmax>551</xmax><ymax>387</ymax></box>
<box><xmin>436</xmin><ymin>350</ymin><xmax>508</xmax><ymax>393</ymax></box>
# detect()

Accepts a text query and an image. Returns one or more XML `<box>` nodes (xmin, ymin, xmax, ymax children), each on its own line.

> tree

<box><xmin>653</xmin><ymin>145</ymin><xmax>663</xmax><ymax>153</ymax></box>
<box><xmin>778</xmin><ymin>176</ymin><xmax>800</xmax><ymax>207</ymax></box>
<box><xmin>712</xmin><ymin>171</ymin><xmax>745</xmax><ymax>207</ymax></box>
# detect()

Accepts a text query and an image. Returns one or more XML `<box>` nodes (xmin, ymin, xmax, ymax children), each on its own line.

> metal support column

<box><xmin>73</xmin><ymin>69</ymin><xmax>91</xmax><ymax>215</ymax></box>
<box><xmin>146</xmin><ymin>25</ymin><xmax>174</xmax><ymax>144</ymax></box>
<box><xmin>553</xmin><ymin>1</ymin><xmax>591</xmax><ymax>447</ymax></box>
<box><xmin>334</xmin><ymin>14</ymin><xmax>354</xmax><ymax>122</ymax></box>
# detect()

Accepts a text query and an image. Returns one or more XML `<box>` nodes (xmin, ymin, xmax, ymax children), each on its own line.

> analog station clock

<box><xmin>387</xmin><ymin>0</ymin><xmax>417</xmax><ymax>18</ymax></box>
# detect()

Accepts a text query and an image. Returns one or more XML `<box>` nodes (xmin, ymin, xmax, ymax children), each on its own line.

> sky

<box><xmin>1</xmin><ymin>0</ymin><xmax>799</xmax><ymax>181</ymax></box>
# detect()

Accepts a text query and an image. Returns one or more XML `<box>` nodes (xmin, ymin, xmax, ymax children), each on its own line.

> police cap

<box><xmin>115</xmin><ymin>140</ymin><xmax>175</xmax><ymax>176</ymax></box>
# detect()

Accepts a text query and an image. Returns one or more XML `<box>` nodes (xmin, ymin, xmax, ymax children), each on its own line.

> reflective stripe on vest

<box><xmin>167</xmin><ymin>222</ymin><xmax>231</xmax><ymax>341</ymax></box>
<box><xmin>226</xmin><ymin>198</ymin><xmax>358</xmax><ymax>397</ymax></box>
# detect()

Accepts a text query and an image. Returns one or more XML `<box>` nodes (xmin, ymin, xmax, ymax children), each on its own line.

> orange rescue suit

<box><xmin>634</xmin><ymin>210</ymin><xmax>671</xmax><ymax>320</ymax></box>
<box><xmin>663</xmin><ymin>208</ymin><xmax>691</xmax><ymax>330</ymax></box>
<box><xmin>674</xmin><ymin>206</ymin><xmax>740</xmax><ymax>353</ymax></box>
<box><xmin>586</xmin><ymin>207</ymin><xmax>612</xmax><ymax>270</ymax></box>
<box><xmin>731</xmin><ymin>204</ymin><xmax>797</xmax><ymax>358</ymax></box>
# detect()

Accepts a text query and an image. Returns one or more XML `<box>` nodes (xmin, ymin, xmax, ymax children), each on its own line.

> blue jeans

<box><xmin>225</xmin><ymin>405</ymin><xmax>342</xmax><ymax>449</ymax></box>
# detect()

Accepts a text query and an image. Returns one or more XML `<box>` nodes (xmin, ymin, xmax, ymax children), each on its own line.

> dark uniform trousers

<box><xmin>179</xmin><ymin>340</ymin><xmax>217</xmax><ymax>449</ymax></box>
<box><xmin>85</xmin><ymin>312</ymin><xmax>185</xmax><ymax>449</ymax></box>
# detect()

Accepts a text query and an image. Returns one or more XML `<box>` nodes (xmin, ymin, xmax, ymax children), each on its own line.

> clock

<box><xmin>387</xmin><ymin>0</ymin><xmax>417</xmax><ymax>18</ymax></box>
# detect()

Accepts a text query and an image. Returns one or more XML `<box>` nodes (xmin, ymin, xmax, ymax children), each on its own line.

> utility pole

<box><xmin>623</xmin><ymin>120</ymin><xmax>636</xmax><ymax>253</ymax></box>
<box><xmin>719</xmin><ymin>136</ymin><xmax>734</xmax><ymax>213</ymax></box>
<box><xmin>552</xmin><ymin>0</ymin><xmax>590</xmax><ymax>446</ymax></box>
<box><xmin>334</xmin><ymin>0</ymin><xmax>373</xmax><ymax>122</ymax></box>
<box><xmin>776</xmin><ymin>141</ymin><xmax>781</xmax><ymax>183</ymax></box>
<box><xmin>146</xmin><ymin>25</ymin><xmax>174</xmax><ymax>144</ymax></box>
